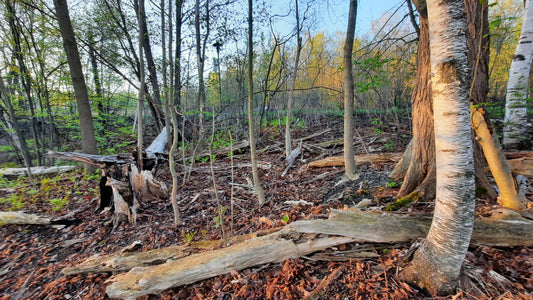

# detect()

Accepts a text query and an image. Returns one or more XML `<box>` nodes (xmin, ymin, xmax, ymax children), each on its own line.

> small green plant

<box><xmin>213</xmin><ymin>206</ymin><xmax>228</xmax><ymax>228</ymax></box>
<box><xmin>181</xmin><ymin>230</ymin><xmax>197</xmax><ymax>243</ymax></box>
<box><xmin>0</xmin><ymin>194</ymin><xmax>25</xmax><ymax>210</ymax></box>
<box><xmin>371</xmin><ymin>117</ymin><xmax>383</xmax><ymax>135</ymax></box>
<box><xmin>49</xmin><ymin>195</ymin><xmax>69</xmax><ymax>211</ymax></box>
<box><xmin>282</xmin><ymin>215</ymin><xmax>290</xmax><ymax>223</ymax></box>
<box><xmin>385</xmin><ymin>141</ymin><xmax>394</xmax><ymax>152</ymax></box>
<box><xmin>387</xmin><ymin>180</ymin><xmax>402</xmax><ymax>188</ymax></box>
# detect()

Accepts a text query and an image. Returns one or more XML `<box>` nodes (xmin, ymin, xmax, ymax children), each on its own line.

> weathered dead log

<box><xmin>145</xmin><ymin>127</ymin><xmax>168</xmax><ymax>159</ymax></box>
<box><xmin>47</xmin><ymin>150</ymin><xmax>134</xmax><ymax>167</ymax></box>
<box><xmin>308</xmin><ymin>152</ymin><xmax>403</xmax><ymax>168</ymax></box>
<box><xmin>61</xmin><ymin>229</ymin><xmax>279</xmax><ymax>275</ymax></box>
<box><xmin>0</xmin><ymin>211</ymin><xmax>79</xmax><ymax>226</ymax></box>
<box><xmin>0</xmin><ymin>166</ymin><xmax>77</xmax><ymax>177</ymax></box>
<box><xmin>105</xmin><ymin>233</ymin><xmax>354</xmax><ymax>299</ymax></box>
<box><xmin>0</xmin><ymin>211</ymin><xmax>52</xmax><ymax>225</ymax></box>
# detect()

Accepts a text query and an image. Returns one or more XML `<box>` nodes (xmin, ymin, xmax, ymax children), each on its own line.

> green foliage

<box><xmin>282</xmin><ymin>215</ymin><xmax>290</xmax><ymax>223</ymax></box>
<box><xmin>213</xmin><ymin>206</ymin><xmax>228</xmax><ymax>228</ymax></box>
<box><xmin>387</xmin><ymin>180</ymin><xmax>402</xmax><ymax>188</ymax></box>
<box><xmin>49</xmin><ymin>195</ymin><xmax>69</xmax><ymax>211</ymax></box>
<box><xmin>181</xmin><ymin>230</ymin><xmax>197</xmax><ymax>244</ymax></box>
<box><xmin>370</xmin><ymin>117</ymin><xmax>383</xmax><ymax>135</ymax></box>
<box><xmin>353</xmin><ymin>56</ymin><xmax>392</xmax><ymax>93</ymax></box>
<box><xmin>0</xmin><ymin>194</ymin><xmax>25</xmax><ymax>211</ymax></box>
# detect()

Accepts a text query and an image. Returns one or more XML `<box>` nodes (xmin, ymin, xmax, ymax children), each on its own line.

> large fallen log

<box><xmin>308</xmin><ymin>152</ymin><xmax>403</xmax><ymax>168</ymax></box>
<box><xmin>97</xmin><ymin>209</ymin><xmax>533</xmax><ymax>299</ymax></box>
<box><xmin>0</xmin><ymin>165</ymin><xmax>77</xmax><ymax>177</ymax></box>
<box><xmin>106</xmin><ymin>233</ymin><xmax>353</xmax><ymax>299</ymax></box>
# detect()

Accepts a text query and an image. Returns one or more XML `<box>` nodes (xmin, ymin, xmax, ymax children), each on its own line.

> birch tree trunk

<box><xmin>401</xmin><ymin>0</ymin><xmax>476</xmax><ymax>295</ymax></box>
<box><xmin>136</xmin><ymin>0</ymin><xmax>145</xmax><ymax>169</ymax></box>
<box><xmin>247</xmin><ymin>0</ymin><xmax>266</xmax><ymax>205</ymax></box>
<box><xmin>342</xmin><ymin>0</ymin><xmax>359</xmax><ymax>181</ymax></box>
<box><xmin>503</xmin><ymin>0</ymin><xmax>533</xmax><ymax>149</ymax></box>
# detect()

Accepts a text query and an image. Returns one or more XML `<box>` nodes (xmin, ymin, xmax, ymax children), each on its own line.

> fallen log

<box><xmin>106</xmin><ymin>233</ymin><xmax>354</xmax><ymax>299</ymax></box>
<box><xmin>0</xmin><ymin>211</ymin><xmax>79</xmax><ymax>226</ymax></box>
<box><xmin>0</xmin><ymin>165</ymin><xmax>77</xmax><ymax>177</ymax></box>
<box><xmin>61</xmin><ymin>228</ymin><xmax>279</xmax><ymax>275</ymax></box>
<box><xmin>99</xmin><ymin>209</ymin><xmax>533</xmax><ymax>299</ymax></box>
<box><xmin>47</xmin><ymin>151</ymin><xmax>134</xmax><ymax>167</ymax></box>
<box><xmin>308</xmin><ymin>152</ymin><xmax>403</xmax><ymax>168</ymax></box>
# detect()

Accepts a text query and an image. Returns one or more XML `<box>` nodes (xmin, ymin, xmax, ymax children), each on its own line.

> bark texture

<box><xmin>342</xmin><ymin>0</ymin><xmax>359</xmax><ymax>180</ymax></box>
<box><xmin>503</xmin><ymin>0</ymin><xmax>533</xmax><ymax>149</ymax></box>
<box><xmin>402</xmin><ymin>0</ymin><xmax>476</xmax><ymax>295</ymax></box>
<box><xmin>53</xmin><ymin>0</ymin><xmax>98</xmax><ymax>157</ymax></box>
<box><xmin>393</xmin><ymin>8</ymin><xmax>435</xmax><ymax>199</ymax></box>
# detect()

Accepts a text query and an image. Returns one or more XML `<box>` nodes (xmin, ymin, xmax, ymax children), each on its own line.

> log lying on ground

<box><xmin>101</xmin><ymin>209</ymin><xmax>533</xmax><ymax>299</ymax></box>
<box><xmin>308</xmin><ymin>152</ymin><xmax>403</xmax><ymax>168</ymax></box>
<box><xmin>0</xmin><ymin>165</ymin><xmax>77</xmax><ymax>177</ymax></box>
<box><xmin>0</xmin><ymin>211</ymin><xmax>79</xmax><ymax>226</ymax></box>
<box><xmin>61</xmin><ymin>228</ymin><xmax>279</xmax><ymax>275</ymax></box>
<box><xmin>106</xmin><ymin>233</ymin><xmax>354</xmax><ymax>299</ymax></box>
<box><xmin>47</xmin><ymin>150</ymin><xmax>134</xmax><ymax>167</ymax></box>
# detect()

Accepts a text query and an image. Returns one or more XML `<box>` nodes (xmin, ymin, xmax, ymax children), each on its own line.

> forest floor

<box><xmin>0</xmin><ymin>115</ymin><xmax>532</xmax><ymax>299</ymax></box>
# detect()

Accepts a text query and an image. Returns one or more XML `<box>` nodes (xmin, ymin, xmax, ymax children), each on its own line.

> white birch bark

<box><xmin>503</xmin><ymin>0</ymin><xmax>533</xmax><ymax>149</ymax></box>
<box><xmin>403</xmin><ymin>0</ymin><xmax>476</xmax><ymax>295</ymax></box>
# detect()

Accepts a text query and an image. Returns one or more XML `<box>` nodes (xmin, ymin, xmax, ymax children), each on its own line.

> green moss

<box><xmin>385</xmin><ymin>191</ymin><xmax>421</xmax><ymax>211</ymax></box>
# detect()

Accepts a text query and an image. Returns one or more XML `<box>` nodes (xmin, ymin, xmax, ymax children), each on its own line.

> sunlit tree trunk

<box><xmin>401</xmin><ymin>0</ymin><xmax>475</xmax><ymax>295</ymax></box>
<box><xmin>53</xmin><ymin>0</ymin><xmax>98</xmax><ymax>160</ymax></box>
<box><xmin>503</xmin><ymin>0</ymin><xmax>533</xmax><ymax>149</ymax></box>
<box><xmin>247</xmin><ymin>0</ymin><xmax>265</xmax><ymax>205</ymax></box>
<box><xmin>342</xmin><ymin>0</ymin><xmax>359</xmax><ymax>181</ymax></box>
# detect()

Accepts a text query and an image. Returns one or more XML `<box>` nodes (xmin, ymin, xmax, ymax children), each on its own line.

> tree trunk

<box><xmin>394</xmin><ymin>7</ymin><xmax>436</xmax><ymax>199</ymax></box>
<box><xmin>285</xmin><ymin>0</ymin><xmax>302</xmax><ymax>158</ymax></box>
<box><xmin>53</xmin><ymin>0</ymin><xmax>99</xmax><ymax>162</ymax></box>
<box><xmin>342</xmin><ymin>0</ymin><xmax>359</xmax><ymax>181</ymax></box>
<box><xmin>134</xmin><ymin>0</ymin><xmax>163</xmax><ymax>131</ymax></box>
<box><xmin>247</xmin><ymin>0</ymin><xmax>266</xmax><ymax>205</ymax></box>
<box><xmin>169</xmin><ymin>0</ymin><xmax>184</xmax><ymax>225</ymax></box>
<box><xmin>136</xmin><ymin>0</ymin><xmax>145</xmax><ymax>169</ymax></box>
<box><xmin>465</xmin><ymin>0</ymin><xmax>498</xmax><ymax>200</ymax></box>
<box><xmin>401</xmin><ymin>0</ymin><xmax>475</xmax><ymax>296</ymax></box>
<box><xmin>503</xmin><ymin>0</ymin><xmax>533</xmax><ymax>149</ymax></box>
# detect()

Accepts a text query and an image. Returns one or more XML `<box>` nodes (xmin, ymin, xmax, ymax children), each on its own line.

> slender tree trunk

<box><xmin>0</xmin><ymin>73</ymin><xmax>34</xmax><ymax>182</ymax></box>
<box><xmin>342</xmin><ymin>0</ymin><xmax>359</xmax><ymax>181</ymax></box>
<box><xmin>284</xmin><ymin>0</ymin><xmax>302</xmax><ymax>158</ymax></box>
<box><xmin>133</xmin><ymin>0</ymin><xmax>163</xmax><ymax>132</ymax></box>
<box><xmin>195</xmin><ymin>0</ymin><xmax>209</xmax><ymax>134</ymax></box>
<box><xmin>169</xmin><ymin>0</ymin><xmax>184</xmax><ymax>225</ymax></box>
<box><xmin>137</xmin><ymin>0</ymin><xmax>146</xmax><ymax>169</ymax></box>
<box><xmin>503</xmin><ymin>0</ymin><xmax>533</xmax><ymax>149</ymax></box>
<box><xmin>247</xmin><ymin>0</ymin><xmax>265</xmax><ymax>205</ymax></box>
<box><xmin>5</xmin><ymin>1</ymin><xmax>43</xmax><ymax>165</ymax></box>
<box><xmin>53</xmin><ymin>0</ymin><xmax>99</xmax><ymax>160</ymax></box>
<box><xmin>401</xmin><ymin>0</ymin><xmax>475</xmax><ymax>295</ymax></box>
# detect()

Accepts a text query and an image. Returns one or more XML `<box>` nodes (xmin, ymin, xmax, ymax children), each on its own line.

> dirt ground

<box><xmin>0</xmin><ymin>117</ymin><xmax>532</xmax><ymax>299</ymax></box>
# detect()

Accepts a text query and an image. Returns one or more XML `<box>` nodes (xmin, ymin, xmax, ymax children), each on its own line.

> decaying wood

<box><xmin>0</xmin><ymin>211</ymin><xmax>52</xmax><ymax>225</ymax></box>
<box><xmin>97</xmin><ymin>208</ymin><xmax>533</xmax><ymax>299</ymax></box>
<box><xmin>507</xmin><ymin>157</ymin><xmax>533</xmax><ymax>176</ymax></box>
<box><xmin>47</xmin><ymin>150</ymin><xmax>134</xmax><ymax>167</ymax></box>
<box><xmin>282</xmin><ymin>145</ymin><xmax>302</xmax><ymax>177</ymax></box>
<box><xmin>0</xmin><ymin>166</ymin><xmax>77</xmax><ymax>177</ymax></box>
<box><xmin>105</xmin><ymin>233</ymin><xmax>354</xmax><ymax>299</ymax></box>
<box><xmin>61</xmin><ymin>228</ymin><xmax>279</xmax><ymax>275</ymax></box>
<box><xmin>145</xmin><ymin>127</ymin><xmax>168</xmax><ymax>159</ymax></box>
<box><xmin>0</xmin><ymin>211</ymin><xmax>78</xmax><ymax>226</ymax></box>
<box><xmin>129</xmin><ymin>165</ymin><xmax>168</xmax><ymax>202</ymax></box>
<box><xmin>308</xmin><ymin>152</ymin><xmax>403</xmax><ymax>168</ymax></box>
